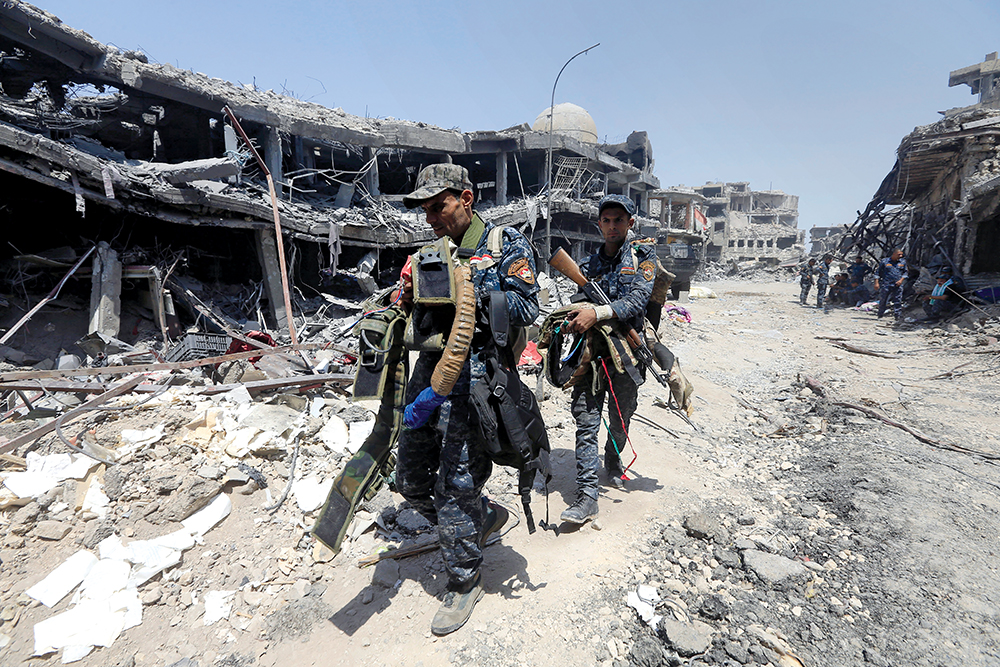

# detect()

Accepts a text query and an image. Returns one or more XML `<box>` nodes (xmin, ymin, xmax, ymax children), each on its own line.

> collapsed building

<box><xmin>690</xmin><ymin>182</ymin><xmax>804</xmax><ymax>264</ymax></box>
<box><xmin>808</xmin><ymin>226</ymin><xmax>845</xmax><ymax>257</ymax></box>
<box><xmin>0</xmin><ymin>2</ymin><xmax>661</xmax><ymax>356</ymax></box>
<box><xmin>839</xmin><ymin>52</ymin><xmax>1000</xmax><ymax>290</ymax></box>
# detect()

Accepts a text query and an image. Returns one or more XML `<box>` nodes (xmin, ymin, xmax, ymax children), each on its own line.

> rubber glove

<box><xmin>404</xmin><ymin>386</ymin><xmax>448</xmax><ymax>429</ymax></box>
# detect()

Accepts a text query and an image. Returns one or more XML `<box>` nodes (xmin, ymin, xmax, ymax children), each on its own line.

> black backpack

<box><xmin>469</xmin><ymin>292</ymin><xmax>551</xmax><ymax>533</ymax></box>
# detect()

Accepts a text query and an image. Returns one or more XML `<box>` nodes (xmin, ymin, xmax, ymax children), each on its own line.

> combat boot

<box><xmin>431</xmin><ymin>573</ymin><xmax>484</xmax><ymax>636</ymax></box>
<box><xmin>560</xmin><ymin>494</ymin><xmax>598</xmax><ymax>524</ymax></box>
<box><xmin>605</xmin><ymin>451</ymin><xmax>625</xmax><ymax>489</ymax></box>
<box><xmin>480</xmin><ymin>498</ymin><xmax>509</xmax><ymax>547</ymax></box>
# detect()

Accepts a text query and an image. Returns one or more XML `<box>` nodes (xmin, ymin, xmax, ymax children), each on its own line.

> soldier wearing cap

<box><xmin>396</xmin><ymin>163</ymin><xmax>539</xmax><ymax>635</ymax></box>
<box><xmin>560</xmin><ymin>194</ymin><xmax>655</xmax><ymax>524</ymax></box>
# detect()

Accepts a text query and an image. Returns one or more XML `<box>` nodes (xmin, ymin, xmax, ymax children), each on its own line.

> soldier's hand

<box><xmin>565</xmin><ymin>308</ymin><xmax>598</xmax><ymax>334</ymax></box>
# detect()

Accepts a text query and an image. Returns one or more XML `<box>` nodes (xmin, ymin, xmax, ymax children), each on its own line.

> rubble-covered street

<box><xmin>4</xmin><ymin>2</ymin><xmax>1000</xmax><ymax>667</ymax></box>
<box><xmin>3</xmin><ymin>278</ymin><xmax>1000</xmax><ymax>667</ymax></box>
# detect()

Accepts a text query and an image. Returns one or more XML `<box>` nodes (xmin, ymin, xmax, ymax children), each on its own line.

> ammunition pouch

<box><xmin>405</xmin><ymin>237</ymin><xmax>460</xmax><ymax>352</ymax></box>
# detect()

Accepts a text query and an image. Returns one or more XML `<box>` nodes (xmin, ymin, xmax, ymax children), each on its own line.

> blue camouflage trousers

<box><xmin>395</xmin><ymin>352</ymin><xmax>491</xmax><ymax>588</ymax></box>
<box><xmin>570</xmin><ymin>365</ymin><xmax>638</xmax><ymax>500</ymax></box>
<box><xmin>816</xmin><ymin>280</ymin><xmax>829</xmax><ymax>308</ymax></box>
<box><xmin>799</xmin><ymin>280</ymin><xmax>811</xmax><ymax>304</ymax></box>
<box><xmin>877</xmin><ymin>283</ymin><xmax>904</xmax><ymax>319</ymax></box>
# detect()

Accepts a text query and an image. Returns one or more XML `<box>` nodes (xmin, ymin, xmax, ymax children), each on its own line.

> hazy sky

<box><xmin>34</xmin><ymin>0</ymin><xmax>1000</xmax><ymax>230</ymax></box>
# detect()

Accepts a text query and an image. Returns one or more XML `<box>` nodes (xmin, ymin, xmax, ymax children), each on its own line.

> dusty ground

<box><xmin>3</xmin><ymin>278</ymin><xmax>1000</xmax><ymax>667</ymax></box>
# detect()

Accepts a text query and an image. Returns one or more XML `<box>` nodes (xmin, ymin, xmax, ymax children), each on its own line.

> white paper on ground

<box><xmin>97</xmin><ymin>535</ymin><xmax>129</xmax><ymax>561</ymax></box>
<box><xmin>119</xmin><ymin>424</ymin><xmax>165</xmax><ymax>448</ymax></box>
<box><xmin>80</xmin><ymin>479</ymin><xmax>109</xmax><ymax>518</ymax></box>
<box><xmin>77</xmin><ymin>559</ymin><xmax>130</xmax><ymax>603</ymax></box>
<box><xmin>203</xmin><ymin>590</ymin><xmax>235</xmax><ymax>626</ymax></box>
<box><xmin>26</xmin><ymin>551</ymin><xmax>99</xmax><ymax>608</ymax></box>
<box><xmin>309</xmin><ymin>396</ymin><xmax>325</xmax><ymax>418</ymax></box>
<box><xmin>182</xmin><ymin>494</ymin><xmax>232</xmax><ymax>537</ymax></box>
<box><xmin>292</xmin><ymin>476</ymin><xmax>333</xmax><ymax>513</ymax></box>
<box><xmin>3</xmin><ymin>453</ymin><xmax>98</xmax><ymax>498</ymax></box>
<box><xmin>33</xmin><ymin>590</ymin><xmax>140</xmax><ymax>662</ymax></box>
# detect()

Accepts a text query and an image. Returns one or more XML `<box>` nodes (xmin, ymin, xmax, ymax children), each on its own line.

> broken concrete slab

<box><xmin>742</xmin><ymin>549</ymin><xmax>810</xmax><ymax>585</ymax></box>
<box><xmin>156</xmin><ymin>479</ymin><xmax>222</xmax><ymax>523</ymax></box>
<box><xmin>138</xmin><ymin>157</ymin><xmax>239</xmax><ymax>185</ymax></box>
<box><xmin>88</xmin><ymin>241</ymin><xmax>122</xmax><ymax>338</ymax></box>
<box><xmin>660</xmin><ymin>617</ymin><xmax>714</xmax><ymax>657</ymax></box>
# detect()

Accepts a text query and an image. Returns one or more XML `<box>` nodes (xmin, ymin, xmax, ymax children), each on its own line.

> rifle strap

<box><xmin>608</xmin><ymin>335</ymin><xmax>643</xmax><ymax>386</ymax></box>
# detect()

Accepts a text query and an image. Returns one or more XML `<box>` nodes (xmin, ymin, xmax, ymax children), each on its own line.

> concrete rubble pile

<box><xmin>0</xmin><ymin>348</ymin><xmax>538</xmax><ymax>664</ymax></box>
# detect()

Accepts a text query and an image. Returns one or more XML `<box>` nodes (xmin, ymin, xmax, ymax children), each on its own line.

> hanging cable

<box><xmin>600</xmin><ymin>358</ymin><xmax>638</xmax><ymax>478</ymax></box>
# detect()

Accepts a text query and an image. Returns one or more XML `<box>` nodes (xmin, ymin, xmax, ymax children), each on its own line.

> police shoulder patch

<box><xmin>639</xmin><ymin>260</ymin><xmax>656</xmax><ymax>281</ymax></box>
<box><xmin>508</xmin><ymin>257</ymin><xmax>535</xmax><ymax>284</ymax></box>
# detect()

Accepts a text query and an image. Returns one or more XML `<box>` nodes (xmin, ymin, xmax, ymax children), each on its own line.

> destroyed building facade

<box><xmin>690</xmin><ymin>182</ymin><xmax>803</xmax><ymax>263</ymax></box>
<box><xmin>840</xmin><ymin>52</ymin><xmax>1000</xmax><ymax>286</ymax></box>
<box><xmin>0</xmin><ymin>1</ymin><xmax>660</xmax><ymax>348</ymax></box>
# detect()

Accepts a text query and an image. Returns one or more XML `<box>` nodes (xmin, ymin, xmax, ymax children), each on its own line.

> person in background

<box><xmin>921</xmin><ymin>268</ymin><xmax>961</xmax><ymax>321</ymax></box>
<box><xmin>815</xmin><ymin>254</ymin><xmax>833</xmax><ymax>311</ymax></box>
<box><xmin>875</xmin><ymin>248</ymin><xmax>908</xmax><ymax>320</ymax></box>
<box><xmin>799</xmin><ymin>258</ymin><xmax>816</xmax><ymax>305</ymax></box>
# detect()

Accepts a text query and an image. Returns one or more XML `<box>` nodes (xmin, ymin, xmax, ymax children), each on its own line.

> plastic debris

<box><xmin>627</xmin><ymin>585</ymin><xmax>662</xmax><ymax>628</ymax></box>
<box><xmin>688</xmin><ymin>286</ymin><xmax>717</xmax><ymax>299</ymax></box>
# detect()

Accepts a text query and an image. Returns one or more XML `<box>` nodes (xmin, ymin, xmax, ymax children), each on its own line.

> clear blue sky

<box><xmin>35</xmin><ymin>0</ymin><xmax>1000</xmax><ymax>231</ymax></box>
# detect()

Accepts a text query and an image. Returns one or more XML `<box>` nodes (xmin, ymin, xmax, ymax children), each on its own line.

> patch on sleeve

<box><xmin>508</xmin><ymin>257</ymin><xmax>535</xmax><ymax>284</ymax></box>
<box><xmin>639</xmin><ymin>260</ymin><xmax>656</xmax><ymax>281</ymax></box>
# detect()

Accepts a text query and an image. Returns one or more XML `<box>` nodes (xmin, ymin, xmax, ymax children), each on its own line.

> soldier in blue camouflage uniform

<box><xmin>874</xmin><ymin>248</ymin><xmax>908</xmax><ymax>320</ymax></box>
<box><xmin>799</xmin><ymin>258</ymin><xmax>816</xmax><ymax>305</ymax></box>
<box><xmin>396</xmin><ymin>163</ymin><xmax>539</xmax><ymax>636</ymax></box>
<box><xmin>560</xmin><ymin>194</ymin><xmax>654</xmax><ymax>524</ymax></box>
<box><xmin>815</xmin><ymin>255</ymin><xmax>833</xmax><ymax>310</ymax></box>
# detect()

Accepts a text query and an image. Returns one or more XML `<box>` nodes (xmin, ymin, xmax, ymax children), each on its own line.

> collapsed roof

<box><xmin>0</xmin><ymin>1</ymin><xmax>660</xmax><ymax>336</ymax></box>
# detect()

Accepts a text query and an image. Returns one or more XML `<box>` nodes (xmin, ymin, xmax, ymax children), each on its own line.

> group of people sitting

<box><xmin>799</xmin><ymin>250</ymin><xmax>965</xmax><ymax>322</ymax></box>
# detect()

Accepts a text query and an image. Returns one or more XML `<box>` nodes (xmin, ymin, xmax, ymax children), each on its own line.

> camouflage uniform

<box><xmin>876</xmin><ymin>255</ymin><xmax>908</xmax><ymax>319</ymax></box>
<box><xmin>799</xmin><ymin>263</ymin><xmax>813</xmax><ymax>304</ymax></box>
<box><xmin>396</xmin><ymin>213</ymin><xmax>539</xmax><ymax>588</ymax></box>
<box><xmin>814</xmin><ymin>260</ymin><xmax>831</xmax><ymax>308</ymax></box>
<box><xmin>571</xmin><ymin>230</ymin><xmax>655</xmax><ymax>500</ymax></box>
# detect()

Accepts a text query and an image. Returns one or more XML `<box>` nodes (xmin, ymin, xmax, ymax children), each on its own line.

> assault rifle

<box><xmin>549</xmin><ymin>248</ymin><xmax>670</xmax><ymax>388</ymax></box>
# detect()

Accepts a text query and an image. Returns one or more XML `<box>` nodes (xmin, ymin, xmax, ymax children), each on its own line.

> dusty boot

<box><xmin>431</xmin><ymin>573</ymin><xmax>484</xmax><ymax>636</ymax></box>
<box><xmin>480</xmin><ymin>498</ymin><xmax>509</xmax><ymax>547</ymax></box>
<box><xmin>605</xmin><ymin>451</ymin><xmax>625</xmax><ymax>489</ymax></box>
<box><xmin>560</xmin><ymin>494</ymin><xmax>598</xmax><ymax>524</ymax></box>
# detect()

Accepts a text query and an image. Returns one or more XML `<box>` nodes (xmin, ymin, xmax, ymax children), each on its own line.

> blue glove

<box><xmin>403</xmin><ymin>387</ymin><xmax>448</xmax><ymax>429</ymax></box>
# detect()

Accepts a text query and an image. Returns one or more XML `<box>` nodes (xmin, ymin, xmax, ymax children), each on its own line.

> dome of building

<box><xmin>531</xmin><ymin>103</ymin><xmax>598</xmax><ymax>143</ymax></box>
